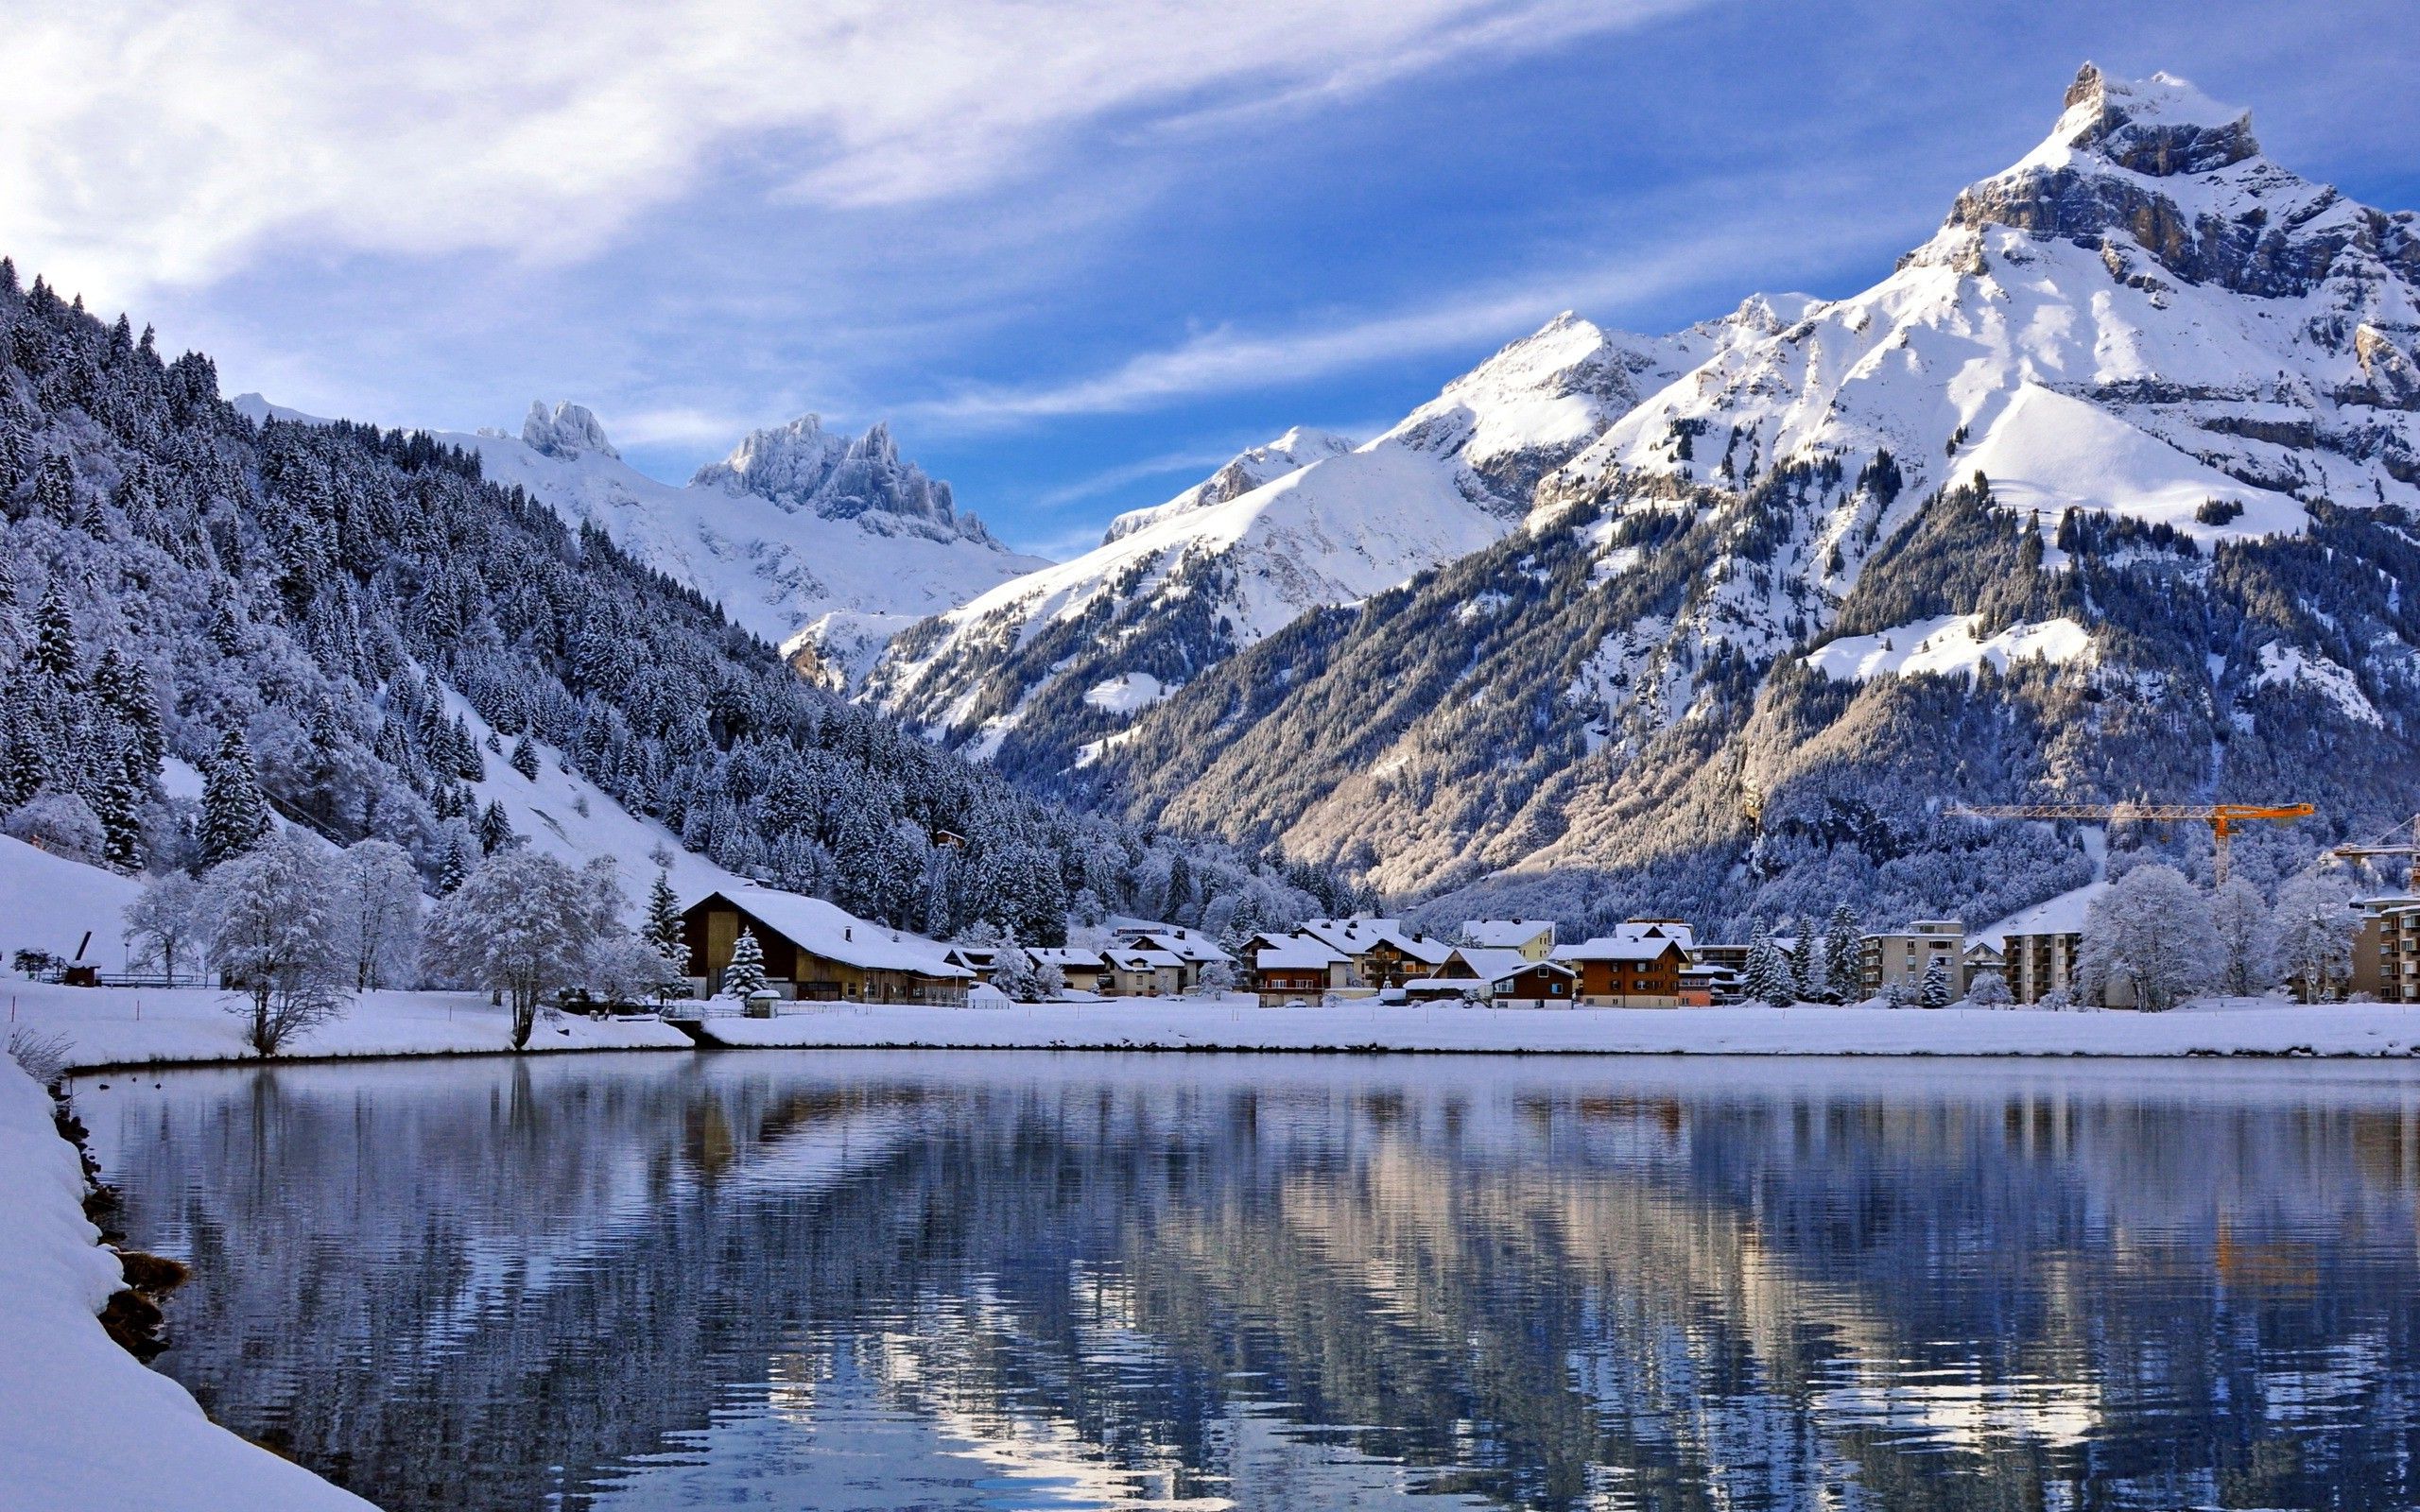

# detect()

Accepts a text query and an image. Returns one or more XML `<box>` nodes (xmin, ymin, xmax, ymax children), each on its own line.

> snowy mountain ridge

<box><xmin>1068</xmin><ymin>65</ymin><xmax>2420</xmax><ymax>938</ymax></box>
<box><xmin>231</xmin><ymin>393</ymin><xmax>1052</xmax><ymax>683</ymax></box>
<box><xmin>859</xmin><ymin>305</ymin><xmax>1767</xmax><ymax>780</ymax></box>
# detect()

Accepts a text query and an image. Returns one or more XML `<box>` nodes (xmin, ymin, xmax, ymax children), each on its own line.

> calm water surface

<box><xmin>76</xmin><ymin>1052</ymin><xmax>2420</xmax><ymax>1510</ymax></box>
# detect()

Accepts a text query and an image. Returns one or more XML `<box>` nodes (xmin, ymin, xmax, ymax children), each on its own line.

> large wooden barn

<box><xmin>680</xmin><ymin>885</ymin><xmax>971</xmax><ymax>1005</ymax></box>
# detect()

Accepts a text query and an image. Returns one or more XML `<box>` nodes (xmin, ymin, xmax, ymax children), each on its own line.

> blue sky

<box><xmin>11</xmin><ymin>1</ymin><xmax>2418</xmax><ymax>559</ymax></box>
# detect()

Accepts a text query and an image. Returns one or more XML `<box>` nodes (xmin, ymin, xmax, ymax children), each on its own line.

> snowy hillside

<box><xmin>1085</xmin><ymin>65</ymin><xmax>2420</xmax><ymax>938</ymax></box>
<box><xmin>228</xmin><ymin>394</ymin><xmax>1047</xmax><ymax>680</ymax></box>
<box><xmin>445</xmin><ymin>405</ymin><xmax>1048</xmax><ymax>679</ymax></box>
<box><xmin>863</xmin><ymin>310</ymin><xmax>1760</xmax><ymax>783</ymax></box>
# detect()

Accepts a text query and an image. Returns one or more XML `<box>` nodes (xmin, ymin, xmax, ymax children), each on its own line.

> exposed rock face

<box><xmin>691</xmin><ymin>415</ymin><xmax>993</xmax><ymax>544</ymax></box>
<box><xmin>1946</xmin><ymin>65</ymin><xmax>2420</xmax><ymax>301</ymax></box>
<box><xmin>521</xmin><ymin>400</ymin><xmax>619</xmax><ymax>459</ymax></box>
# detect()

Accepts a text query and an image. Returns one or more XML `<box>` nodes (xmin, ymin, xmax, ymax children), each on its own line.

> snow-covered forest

<box><xmin>0</xmin><ymin>261</ymin><xmax>1357</xmax><ymax>957</ymax></box>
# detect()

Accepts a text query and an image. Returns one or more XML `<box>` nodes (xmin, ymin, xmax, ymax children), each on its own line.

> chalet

<box><xmin>1027</xmin><ymin>946</ymin><xmax>1109</xmax><ymax>995</ymax></box>
<box><xmin>680</xmin><ymin>886</ymin><xmax>971</xmax><ymax>1005</ymax></box>
<box><xmin>1456</xmin><ymin>919</ymin><xmax>1557</xmax><ymax>960</ymax></box>
<box><xmin>1552</xmin><ymin>934</ymin><xmax>1689</xmax><ymax>1007</ymax></box>
<box><xmin>1962</xmin><ymin>940</ymin><xmax>2007</xmax><ymax>985</ymax></box>
<box><xmin>1255</xmin><ymin>938</ymin><xmax>1348</xmax><ymax>1005</ymax></box>
<box><xmin>1103</xmin><ymin>947</ymin><xmax>1185</xmax><ymax>997</ymax></box>
<box><xmin>942</xmin><ymin>945</ymin><xmax>1001</xmax><ymax>982</ymax></box>
<box><xmin>1114</xmin><ymin>925</ymin><xmax>1233</xmax><ymax>991</ymax></box>
<box><xmin>1427</xmin><ymin>947</ymin><xmax>1576</xmax><ymax>1006</ymax></box>
<box><xmin>1295</xmin><ymin>917</ymin><xmax>1451</xmax><ymax>988</ymax></box>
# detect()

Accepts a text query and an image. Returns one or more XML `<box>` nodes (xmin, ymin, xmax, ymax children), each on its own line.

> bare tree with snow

<box><xmin>200</xmin><ymin>830</ymin><xmax>348</xmax><ymax>1056</ymax></box>
<box><xmin>2076</xmin><ymin>864</ymin><xmax>2214</xmax><ymax>1012</ymax></box>
<box><xmin>2207</xmin><ymin>876</ymin><xmax>2275</xmax><ymax>998</ymax></box>
<box><xmin>1965</xmin><ymin>970</ymin><xmax>2013</xmax><ymax>1008</ymax></box>
<box><xmin>424</xmin><ymin>849</ymin><xmax>607</xmax><ymax>1049</ymax></box>
<box><xmin>335</xmin><ymin>839</ymin><xmax>423</xmax><ymax>991</ymax></box>
<box><xmin>2272</xmin><ymin>872</ymin><xmax>2358</xmax><ymax>1004</ymax></box>
<box><xmin>123</xmin><ymin>870</ymin><xmax>206</xmax><ymax>985</ymax></box>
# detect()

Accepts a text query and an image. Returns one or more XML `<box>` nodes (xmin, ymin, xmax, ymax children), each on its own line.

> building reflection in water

<box><xmin>78</xmin><ymin>1054</ymin><xmax>2420</xmax><ymax>1511</ymax></box>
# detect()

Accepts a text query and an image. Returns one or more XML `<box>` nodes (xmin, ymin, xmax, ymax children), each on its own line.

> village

<box><xmin>671</xmin><ymin>878</ymin><xmax>2420</xmax><ymax>1016</ymax></box>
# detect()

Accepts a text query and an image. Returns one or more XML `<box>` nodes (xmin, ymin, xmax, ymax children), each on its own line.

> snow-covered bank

<box><xmin>8</xmin><ymin>981</ymin><xmax>690</xmax><ymax>1073</ymax></box>
<box><xmin>0</xmin><ymin>1061</ymin><xmax>373</xmax><ymax>1510</ymax></box>
<box><xmin>693</xmin><ymin>997</ymin><xmax>2420</xmax><ymax>1057</ymax></box>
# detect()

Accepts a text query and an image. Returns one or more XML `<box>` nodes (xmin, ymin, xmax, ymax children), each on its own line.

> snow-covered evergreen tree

<box><xmin>1742</xmin><ymin>920</ymin><xmax>1797</xmax><ymax>1005</ymax></box>
<box><xmin>200</xmin><ymin>729</ymin><xmax>273</xmax><ymax>867</ymax></box>
<box><xmin>720</xmin><ymin>927</ymin><xmax>769</xmax><ymax>1001</ymax></box>
<box><xmin>642</xmin><ymin>868</ymin><xmax>689</xmax><ymax>988</ymax></box>
<box><xmin>509</xmin><ymin>733</ymin><xmax>540</xmax><ymax>782</ymax></box>
<box><xmin>2272</xmin><ymin>873</ymin><xmax>2358</xmax><ymax>1004</ymax></box>
<box><xmin>1918</xmin><ymin>955</ymin><xmax>1951</xmax><ymax>1009</ymax></box>
<box><xmin>1789</xmin><ymin>915</ymin><xmax>1824</xmax><ymax>1003</ymax></box>
<box><xmin>1823</xmin><ymin>905</ymin><xmax>1860</xmax><ymax>997</ymax></box>
<box><xmin>989</xmin><ymin>942</ymin><xmax>1041</xmax><ymax>1002</ymax></box>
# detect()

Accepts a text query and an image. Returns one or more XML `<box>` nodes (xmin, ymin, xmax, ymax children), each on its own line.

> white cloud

<box><xmin>0</xmin><ymin>0</ymin><xmax>1699</xmax><ymax>303</ymax></box>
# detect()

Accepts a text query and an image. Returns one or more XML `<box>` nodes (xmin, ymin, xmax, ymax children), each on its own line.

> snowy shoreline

<box><xmin>0</xmin><ymin>1061</ymin><xmax>372</xmax><ymax>1510</ymax></box>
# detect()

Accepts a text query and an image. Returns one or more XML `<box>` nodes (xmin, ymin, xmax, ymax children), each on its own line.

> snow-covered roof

<box><xmin>1445</xmin><ymin>947</ymin><xmax>1534</xmax><ymax>982</ymax></box>
<box><xmin>1108</xmin><ymin>948</ymin><xmax>1184</xmax><ymax>971</ymax></box>
<box><xmin>1460</xmin><ymin>919</ymin><xmax>1555</xmax><ymax>948</ymax></box>
<box><xmin>1028</xmin><ymin>947</ymin><xmax>1106</xmax><ymax>970</ymax></box>
<box><xmin>1115</xmin><ymin>924</ymin><xmax>1231</xmax><ymax>964</ymax></box>
<box><xmin>1980</xmin><ymin>882</ymin><xmax>2108</xmax><ymax>948</ymax></box>
<box><xmin>1555</xmin><ymin>935</ymin><xmax>1688</xmax><ymax>964</ymax></box>
<box><xmin>1299</xmin><ymin>917</ymin><xmax>1449</xmax><ymax>963</ymax></box>
<box><xmin>1611</xmin><ymin>919</ymin><xmax>1695</xmax><ymax>950</ymax></box>
<box><xmin>691</xmin><ymin>885</ymin><xmax>969</xmax><ymax>977</ymax></box>
<box><xmin>1257</xmin><ymin>940</ymin><xmax>1344</xmax><ymax>971</ymax></box>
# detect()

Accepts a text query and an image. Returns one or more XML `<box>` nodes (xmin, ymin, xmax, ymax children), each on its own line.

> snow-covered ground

<box><xmin>0</xmin><ymin>1061</ymin><xmax>373</xmax><ymax>1511</ymax></box>
<box><xmin>8</xmin><ymin>980</ymin><xmax>689</xmax><ymax>1073</ymax></box>
<box><xmin>694</xmin><ymin>995</ymin><xmax>2420</xmax><ymax>1057</ymax></box>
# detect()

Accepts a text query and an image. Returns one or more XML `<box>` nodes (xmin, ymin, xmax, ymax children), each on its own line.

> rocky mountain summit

<box><xmin>691</xmin><ymin>414</ymin><xmax>995</xmax><ymax>545</ymax></box>
<box><xmin>1046</xmin><ymin>65</ymin><xmax>2420</xmax><ymax>937</ymax></box>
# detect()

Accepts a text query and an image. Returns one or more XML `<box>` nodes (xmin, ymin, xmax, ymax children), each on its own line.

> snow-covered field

<box><xmin>0</xmin><ymin>1061</ymin><xmax>373</xmax><ymax>1510</ymax></box>
<box><xmin>8</xmin><ymin>980</ymin><xmax>689</xmax><ymax>1074</ymax></box>
<box><xmin>695</xmin><ymin>996</ymin><xmax>2420</xmax><ymax>1057</ymax></box>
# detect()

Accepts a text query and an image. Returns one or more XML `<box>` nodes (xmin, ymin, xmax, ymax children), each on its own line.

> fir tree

<box><xmin>28</xmin><ymin>585</ymin><xmax>78</xmax><ymax>686</ymax></box>
<box><xmin>720</xmin><ymin>927</ymin><xmax>768</xmax><ymax>1000</ymax></box>
<box><xmin>1919</xmin><ymin>955</ymin><xmax>1952</xmax><ymax>1009</ymax></box>
<box><xmin>509</xmin><ymin>732</ymin><xmax>540</xmax><ymax>782</ymax></box>
<box><xmin>643</xmin><ymin>868</ymin><xmax>688</xmax><ymax>977</ymax></box>
<box><xmin>91</xmin><ymin>647</ymin><xmax>163</xmax><ymax>770</ymax></box>
<box><xmin>200</xmin><ymin>729</ymin><xmax>273</xmax><ymax>867</ymax></box>
<box><xmin>95</xmin><ymin>742</ymin><xmax>145</xmax><ymax>872</ymax></box>
<box><xmin>1742</xmin><ymin>920</ymin><xmax>1798</xmax><ymax>1005</ymax></box>
<box><xmin>475</xmin><ymin>798</ymin><xmax>513</xmax><ymax>853</ymax></box>
<box><xmin>1823</xmin><ymin>905</ymin><xmax>1861</xmax><ymax>1002</ymax></box>
<box><xmin>1789</xmin><ymin>916</ymin><xmax>1824</xmax><ymax>1003</ymax></box>
<box><xmin>435</xmin><ymin>824</ymin><xmax>477</xmax><ymax>895</ymax></box>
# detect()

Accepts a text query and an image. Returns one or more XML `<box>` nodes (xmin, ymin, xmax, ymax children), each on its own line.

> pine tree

<box><xmin>435</xmin><ymin>823</ymin><xmax>477</xmax><ymax>895</ymax></box>
<box><xmin>91</xmin><ymin>647</ymin><xmax>163</xmax><ymax>769</ymax></box>
<box><xmin>200</xmin><ymin>729</ymin><xmax>273</xmax><ymax>867</ymax></box>
<box><xmin>475</xmin><ymin>798</ymin><xmax>513</xmax><ymax>853</ymax></box>
<box><xmin>32</xmin><ymin>454</ymin><xmax>78</xmax><ymax>526</ymax></box>
<box><xmin>1789</xmin><ymin>916</ymin><xmax>1824</xmax><ymax>1002</ymax></box>
<box><xmin>1742</xmin><ymin>920</ymin><xmax>1798</xmax><ymax>1005</ymax></box>
<box><xmin>720</xmin><ymin>927</ymin><xmax>768</xmax><ymax>1000</ymax></box>
<box><xmin>29</xmin><ymin>585</ymin><xmax>78</xmax><ymax>686</ymax></box>
<box><xmin>509</xmin><ymin>732</ymin><xmax>540</xmax><ymax>782</ymax></box>
<box><xmin>1919</xmin><ymin>954</ymin><xmax>1952</xmax><ymax>1009</ymax></box>
<box><xmin>1823</xmin><ymin>905</ymin><xmax>1861</xmax><ymax>1002</ymax></box>
<box><xmin>643</xmin><ymin>868</ymin><xmax>688</xmax><ymax>976</ymax></box>
<box><xmin>95</xmin><ymin>742</ymin><xmax>144</xmax><ymax>872</ymax></box>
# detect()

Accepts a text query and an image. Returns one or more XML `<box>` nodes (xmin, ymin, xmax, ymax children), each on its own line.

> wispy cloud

<box><xmin>1026</xmin><ymin>445</ymin><xmax>1251</xmax><ymax>512</ymax></box>
<box><xmin>910</xmin><ymin>194</ymin><xmax>1894</xmax><ymax>429</ymax></box>
<box><xmin>1</xmin><ymin>0</ymin><xmax>1701</xmax><ymax>304</ymax></box>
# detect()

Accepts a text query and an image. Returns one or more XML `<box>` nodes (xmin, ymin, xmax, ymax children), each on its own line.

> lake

<box><xmin>76</xmin><ymin>1052</ymin><xmax>2420</xmax><ymax>1510</ymax></box>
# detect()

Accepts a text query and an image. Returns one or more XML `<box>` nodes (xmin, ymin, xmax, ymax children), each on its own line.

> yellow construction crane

<box><xmin>1951</xmin><ymin>802</ymin><xmax>2315</xmax><ymax>886</ymax></box>
<box><xmin>2327</xmin><ymin>813</ymin><xmax>2420</xmax><ymax>891</ymax></box>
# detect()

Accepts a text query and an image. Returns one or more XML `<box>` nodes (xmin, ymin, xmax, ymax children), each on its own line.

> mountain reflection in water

<box><xmin>78</xmin><ymin>1053</ymin><xmax>2420</xmax><ymax>1511</ymax></box>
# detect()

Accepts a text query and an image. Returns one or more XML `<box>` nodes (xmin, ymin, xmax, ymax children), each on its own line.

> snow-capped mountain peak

<box><xmin>521</xmin><ymin>399</ymin><xmax>619</xmax><ymax>460</ymax></box>
<box><xmin>691</xmin><ymin>413</ymin><xmax>991</xmax><ymax>544</ymax></box>
<box><xmin>2033</xmin><ymin>64</ymin><xmax>2256</xmax><ymax>177</ymax></box>
<box><xmin>1101</xmin><ymin>426</ymin><xmax>1356</xmax><ymax>544</ymax></box>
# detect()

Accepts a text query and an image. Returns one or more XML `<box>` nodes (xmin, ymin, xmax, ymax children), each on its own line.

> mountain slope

<box><xmin>1086</xmin><ymin>65</ymin><xmax>2420</xmax><ymax>937</ymax></box>
<box><xmin>862</xmin><ymin>308</ymin><xmax>1791</xmax><ymax>782</ymax></box>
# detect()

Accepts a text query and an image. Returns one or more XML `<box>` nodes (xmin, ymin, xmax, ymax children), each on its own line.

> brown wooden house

<box><xmin>681</xmin><ymin>886</ymin><xmax>970</xmax><ymax>1005</ymax></box>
